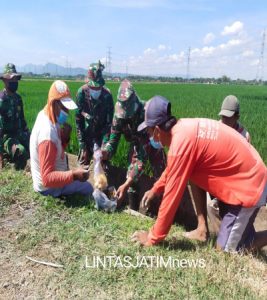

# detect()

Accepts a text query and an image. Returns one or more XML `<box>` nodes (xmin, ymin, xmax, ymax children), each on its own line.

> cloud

<box><xmin>203</xmin><ymin>33</ymin><xmax>215</xmax><ymax>45</ymax></box>
<box><xmin>221</xmin><ymin>21</ymin><xmax>244</xmax><ymax>36</ymax></box>
<box><xmin>216</xmin><ymin>39</ymin><xmax>242</xmax><ymax>51</ymax></box>
<box><xmin>191</xmin><ymin>46</ymin><xmax>216</xmax><ymax>56</ymax></box>
<box><xmin>250</xmin><ymin>59</ymin><xmax>259</xmax><ymax>66</ymax></box>
<box><xmin>144</xmin><ymin>48</ymin><xmax>156</xmax><ymax>55</ymax></box>
<box><xmin>242</xmin><ymin>50</ymin><xmax>254</xmax><ymax>57</ymax></box>
<box><xmin>158</xmin><ymin>44</ymin><xmax>167</xmax><ymax>51</ymax></box>
<box><xmin>191</xmin><ymin>46</ymin><xmax>215</xmax><ymax>57</ymax></box>
<box><xmin>143</xmin><ymin>44</ymin><xmax>171</xmax><ymax>55</ymax></box>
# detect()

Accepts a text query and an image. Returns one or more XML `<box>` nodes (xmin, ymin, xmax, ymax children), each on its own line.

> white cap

<box><xmin>60</xmin><ymin>97</ymin><xmax>77</xmax><ymax>110</ymax></box>
<box><xmin>48</xmin><ymin>80</ymin><xmax>77</xmax><ymax>110</ymax></box>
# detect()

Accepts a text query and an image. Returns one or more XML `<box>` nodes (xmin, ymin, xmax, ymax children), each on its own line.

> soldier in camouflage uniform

<box><xmin>0</xmin><ymin>63</ymin><xmax>30</xmax><ymax>170</ymax></box>
<box><xmin>102</xmin><ymin>79</ymin><xmax>166</xmax><ymax>210</ymax></box>
<box><xmin>75</xmin><ymin>61</ymin><xmax>114</xmax><ymax>166</ymax></box>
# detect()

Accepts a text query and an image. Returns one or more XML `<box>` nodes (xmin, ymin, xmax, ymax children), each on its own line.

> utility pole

<box><xmin>256</xmin><ymin>29</ymin><xmax>266</xmax><ymax>83</ymax></box>
<box><xmin>186</xmin><ymin>47</ymin><xmax>191</xmax><ymax>82</ymax></box>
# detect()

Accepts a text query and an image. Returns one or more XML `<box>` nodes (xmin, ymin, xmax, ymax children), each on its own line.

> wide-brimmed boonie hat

<box><xmin>0</xmin><ymin>63</ymin><xmax>21</xmax><ymax>80</ymax></box>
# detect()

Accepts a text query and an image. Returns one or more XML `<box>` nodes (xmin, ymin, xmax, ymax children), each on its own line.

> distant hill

<box><xmin>15</xmin><ymin>63</ymin><xmax>88</xmax><ymax>76</ymax></box>
<box><xmin>0</xmin><ymin>63</ymin><xmax>184</xmax><ymax>78</ymax></box>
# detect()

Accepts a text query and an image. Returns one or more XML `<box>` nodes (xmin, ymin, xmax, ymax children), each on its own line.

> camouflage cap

<box><xmin>88</xmin><ymin>61</ymin><xmax>105</xmax><ymax>87</ymax></box>
<box><xmin>0</xmin><ymin>63</ymin><xmax>21</xmax><ymax>80</ymax></box>
<box><xmin>115</xmin><ymin>79</ymin><xmax>139</xmax><ymax>119</ymax></box>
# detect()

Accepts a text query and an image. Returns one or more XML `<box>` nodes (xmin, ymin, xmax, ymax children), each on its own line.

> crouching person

<box><xmin>132</xmin><ymin>96</ymin><xmax>267</xmax><ymax>253</ymax></box>
<box><xmin>30</xmin><ymin>80</ymin><xmax>93</xmax><ymax>198</ymax></box>
<box><xmin>0</xmin><ymin>63</ymin><xmax>30</xmax><ymax>170</ymax></box>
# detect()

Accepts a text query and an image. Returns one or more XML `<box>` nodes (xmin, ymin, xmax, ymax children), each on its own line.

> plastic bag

<box><xmin>93</xmin><ymin>144</ymin><xmax>108</xmax><ymax>191</ymax></box>
<box><xmin>92</xmin><ymin>144</ymin><xmax>117</xmax><ymax>212</ymax></box>
<box><xmin>93</xmin><ymin>189</ymin><xmax>117</xmax><ymax>212</ymax></box>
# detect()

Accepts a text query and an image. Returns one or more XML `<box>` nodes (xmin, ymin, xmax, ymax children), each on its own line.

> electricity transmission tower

<box><xmin>256</xmin><ymin>29</ymin><xmax>266</xmax><ymax>83</ymax></box>
<box><xmin>186</xmin><ymin>47</ymin><xmax>191</xmax><ymax>82</ymax></box>
<box><xmin>106</xmin><ymin>46</ymin><xmax>112</xmax><ymax>75</ymax></box>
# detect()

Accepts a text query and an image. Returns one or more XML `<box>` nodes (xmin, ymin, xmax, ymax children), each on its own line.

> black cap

<box><xmin>138</xmin><ymin>95</ymin><xmax>170</xmax><ymax>131</ymax></box>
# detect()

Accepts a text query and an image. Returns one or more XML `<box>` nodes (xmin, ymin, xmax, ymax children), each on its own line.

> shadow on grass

<box><xmin>62</xmin><ymin>194</ymin><xmax>94</xmax><ymax>208</ymax></box>
<box><xmin>159</xmin><ymin>233</ymin><xmax>218</xmax><ymax>252</ymax></box>
<box><xmin>41</xmin><ymin>193</ymin><xmax>94</xmax><ymax>209</ymax></box>
<box><xmin>253</xmin><ymin>249</ymin><xmax>267</xmax><ymax>263</ymax></box>
<box><xmin>161</xmin><ymin>239</ymin><xmax>197</xmax><ymax>251</ymax></box>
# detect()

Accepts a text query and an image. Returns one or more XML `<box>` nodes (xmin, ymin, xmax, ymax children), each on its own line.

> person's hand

<box><xmin>116</xmin><ymin>177</ymin><xmax>134</xmax><ymax>206</ymax></box>
<box><xmin>79</xmin><ymin>149</ymin><xmax>89</xmax><ymax>165</ymax></box>
<box><xmin>0</xmin><ymin>153</ymin><xmax>4</xmax><ymax>169</ymax></box>
<box><xmin>140</xmin><ymin>190</ymin><xmax>156</xmax><ymax>211</ymax></box>
<box><xmin>101</xmin><ymin>150</ymin><xmax>109</xmax><ymax>161</ymax></box>
<box><xmin>72</xmin><ymin>168</ymin><xmax>89</xmax><ymax>182</ymax></box>
<box><xmin>131</xmin><ymin>230</ymin><xmax>152</xmax><ymax>247</ymax></box>
<box><xmin>116</xmin><ymin>183</ymin><xmax>128</xmax><ymax>205</ymax></box>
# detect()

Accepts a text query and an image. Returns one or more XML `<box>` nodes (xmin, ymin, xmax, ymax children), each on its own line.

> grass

<box><xmin>1</xmin><ymin>168</ymin><xmax>267</xmax><ymax>299</ymax></box>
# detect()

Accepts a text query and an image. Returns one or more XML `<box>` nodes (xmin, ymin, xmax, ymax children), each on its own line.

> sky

<box><xmin>0</xmin><ymin>0</ymin><xmax>267</xmax><ymax>80</ymax></box>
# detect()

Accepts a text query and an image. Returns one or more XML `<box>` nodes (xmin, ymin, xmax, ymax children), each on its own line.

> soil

<box><xmin>66</xmin><ymin>153</ymin><xmax>267</xmax><ymax>233</ymax></box>
<box><xmin>67</xmin><ymin>153</ymin><xmax>198</xmax><ymax>230</ymax></box>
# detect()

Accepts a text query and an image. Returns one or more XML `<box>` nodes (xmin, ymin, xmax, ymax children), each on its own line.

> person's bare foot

<box><xmin>182</xmin><ymin>228</ymin><xmax>209</xmax><ymax>242</ymax></box>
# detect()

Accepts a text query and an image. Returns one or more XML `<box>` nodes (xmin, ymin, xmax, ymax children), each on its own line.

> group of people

<box><xmin>0</xmin><ymin>62</ymin><xmax>166</xmax><ymax>209</ymax></box>
<box><xmin>1</xmin><ymin>62</ymin><xmax>266</xmax><ymax>253</ymax></box>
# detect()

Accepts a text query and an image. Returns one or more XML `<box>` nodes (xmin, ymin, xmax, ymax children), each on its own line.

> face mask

<box><xmin>7</xmin><ymin>82</ymin><xmax>18</xmax><ymax>93</ymax></box>
<box><xmin>90</xmin><ymin>88</ymin><xmax>101</xmax><ymax>100</ymax></box>
<box><xmin>149</xmin><ymin>137</ymin><xmax>163</xmax><ymax>149</ymax></box>
<box><xmin>57</xmin><ymin>110</ymin><xmax>68</xmax><ymax>125</ymax></box>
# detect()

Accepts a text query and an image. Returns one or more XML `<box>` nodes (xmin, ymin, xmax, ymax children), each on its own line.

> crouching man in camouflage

<box><xmin>75</xmin><ymin>61</ymin><xmax>114</xmax><ymax>166</ymax></box>
<box><xmin>101</xmin><ymin>79</ymin><xmax>166</xmax><ymax>210</ymax></box>
<box><xmin>0</xmin><ymin>63</ymin><xmax>30</xmax><ymax>170</ymax></box>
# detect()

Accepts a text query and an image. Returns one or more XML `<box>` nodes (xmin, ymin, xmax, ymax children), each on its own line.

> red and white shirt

<box><xmin>235</xmin><ymin>122</ymin><xmax>250</xmax><ymax>143</ymax></box>
<box><xmin>30</xmin><ymin>110</ymin><xmax>73</xmax><ymax>192</ymax></box>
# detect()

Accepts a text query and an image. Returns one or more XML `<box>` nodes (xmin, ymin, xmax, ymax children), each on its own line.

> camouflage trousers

<box><xmin>127</xmin><ymin>143</ymin><xmax>167</xmax><ymax>210</ymax></box>
<box><xmin>3</xmin><ymin>131</ymin><xmax>30</xmax><ymax>170</ymax></box>
<box><xmin>78</xmin><ymin>134</ymin><xmax>107</xmax><ymax>166</ymax></box>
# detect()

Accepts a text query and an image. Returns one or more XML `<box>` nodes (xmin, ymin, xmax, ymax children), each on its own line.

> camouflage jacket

<box><xmin>0</xmin><ymin>89</ymin><xmax>29</xmax><ymax>154</ymax></box>
<box><xmin>104</xmin><ymin>100</ymin><xmax>152</xmax><ymax>182</ymax></box>
<box><xmin>75</xmin><ymin>84</ymin><xmax>114</xmax><ymax>149</ymax></box>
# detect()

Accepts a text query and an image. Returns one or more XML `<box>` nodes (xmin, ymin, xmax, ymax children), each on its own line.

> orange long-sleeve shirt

<box><xmin>39</xmin><ymin>140</ymin><xmax>73</xmax><ymax>188</ymax></box>
<box><xmin>148</xmin><ymin>118</ymin><xmax>267</xmax><ymax>245</ymax></box>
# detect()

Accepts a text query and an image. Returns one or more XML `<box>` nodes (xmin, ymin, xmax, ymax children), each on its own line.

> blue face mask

<box><xmin>90</xmin><ymin>88</ymin><xmax>101</xmax><ymax>100</ymax></box>
<box><xmin>149</xmin><ymin>137</ymin><xmax>163</xmax><ymax>149</ymax></box>
<box><xmin>57</xmin><ymin>110</ymin><xmax>68</xmax><ymax>125</ymax></box>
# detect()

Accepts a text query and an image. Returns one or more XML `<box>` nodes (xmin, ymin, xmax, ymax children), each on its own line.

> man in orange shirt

<box><xmin>132</xmin><ymin>96</ymin><xmax>267</xmax><ymax>252</ymax></box>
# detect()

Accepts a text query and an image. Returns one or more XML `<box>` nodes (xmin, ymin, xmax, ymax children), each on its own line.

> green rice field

<box><xmin>1</xmin><ymin>80</ymin><xmax>266</xmax><ymax>164</ymax></box>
